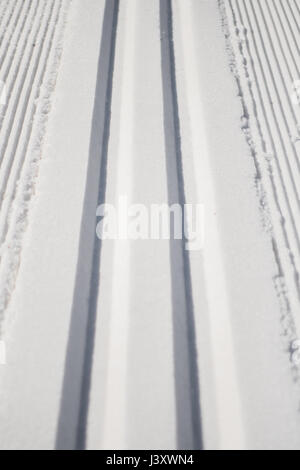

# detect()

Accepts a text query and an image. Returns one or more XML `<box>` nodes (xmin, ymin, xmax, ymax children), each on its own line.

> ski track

<box><xmin>221</xmin><ymin>0</ymin><xmax>300</xmax><ymax>375</ymax></box>
<box><xmin>0</xmin><ymin>0</ymin><xmax>298</xmax><ymax>450</ymax></box>
<box><xmin>0</xmin><ymin>0</ymin><xmax>71</xmax><ymax>336</ymax></box>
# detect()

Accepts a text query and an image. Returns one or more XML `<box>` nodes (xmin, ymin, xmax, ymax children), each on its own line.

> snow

<box><xmin>0</xmin><ymin>0</ymin><xmax>104</xmax><ymax>449</ymax></box>
<box><xmin>0</xmin><ymin>0</ymin><xmax>71</xmax><ymax>336</ymax></box>
<box><xmin>0</xmin><ymin>0</ymin><xmax>299</xmax><ymax>451</ymax></box>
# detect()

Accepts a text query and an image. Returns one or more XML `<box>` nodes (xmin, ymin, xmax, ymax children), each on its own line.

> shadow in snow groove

<box><xmin>55</xmin><ymin>0</ymin><xmax>119</xmax><ymax>450</ymax></box>
<box><xmin>160</xmin><ymin>0</ymin><xmax>203</xmax><ymax>450</ymax></box>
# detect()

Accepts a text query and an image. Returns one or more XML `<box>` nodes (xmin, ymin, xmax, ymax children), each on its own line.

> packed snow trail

<box><xmin>58</xmin><ymin>0</ymin><xmax>245</xmax><ymax>450</ymax></box>
<box><xmin>0</xmin><ymin>0</ymin><xmax>300</xmax><ymax>451</ymax></box>
<box><xmin>57</xmin><ymin>0</ymin><xmax>203</xmax><ymax>450</ymax></box>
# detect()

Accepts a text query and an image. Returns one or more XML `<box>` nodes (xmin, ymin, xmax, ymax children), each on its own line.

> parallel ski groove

<box><xmin>0</xmin><ymin>0</ymin><xmax>29</xmax><ymax>70</ymax></box>
<box><xmin>272</xmin><ymin>0</ymin><xmax>300</xmax><ymax>78</ymax></box>
<box><xmin>255</xmin><ymin>0</ymin><xmax>300</xmax><ymax>170</ymax></box>
<box><xmin>0</xmin><ymin>0</ymin><xmax>71</xmax><ymax>334</ymax></box>
<box><xmin>237</xmin><ymin>0</ymin><xmax>300</xmax><ymax>254</ymax></box>
<box><xmin>225</xmin><ymin>0</ymin><xmax>300</xmax><ymax>334</ymax></box>
<box><xmin>292</xmin><ymin>0</ymin><xmax>300</xmax><ymax>19</ymax></box>
<box><xmin>0</xmin><ymin>1</ymin><xmax>63</xmax><ymax>248</ymax></box>
<box><xmin>250</xmin><ymin>0</ymin><xmax>300</xmax><ymax>189</ymax></box>
<box><xmin>286</xmin><ymin>0</ymin><xmax>300</xmax><ymax>36</ymax></box>
<box><xmin>279</xmin><ymin>0</ymin><xmax>300</xmax><ymax>56</ymax></box>
<box><xmin>0</xmin><ymin>1</ymin><xmax>45</xmax><ymax>138</ymax></box>
<box><xmin>241</xmin><ymin>0</ymin><xmax>300</xmax><ymax>294</ymax></box>
<box><xmin>0</xmin><ymin>0</ymin><xmax>16</xmax><ymax>48</ymax></box>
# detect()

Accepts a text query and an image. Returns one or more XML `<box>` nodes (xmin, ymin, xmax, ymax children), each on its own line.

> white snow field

<box><xmin>0</xmin><ymin>0</ymin><xmax>299</xmax><ymax>451</ymax></box>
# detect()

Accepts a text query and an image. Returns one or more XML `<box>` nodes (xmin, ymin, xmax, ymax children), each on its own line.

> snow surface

<box><xmin>0</xmin><ymin>0</ymin><xmax>299</xmax><ymax>451</ymax></box>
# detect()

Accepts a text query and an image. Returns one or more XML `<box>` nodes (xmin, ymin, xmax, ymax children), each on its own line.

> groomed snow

<box><xmin>0</xmin><ymin>0</ymin><xmax>299</xmax><ymax>451</ymax></box>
